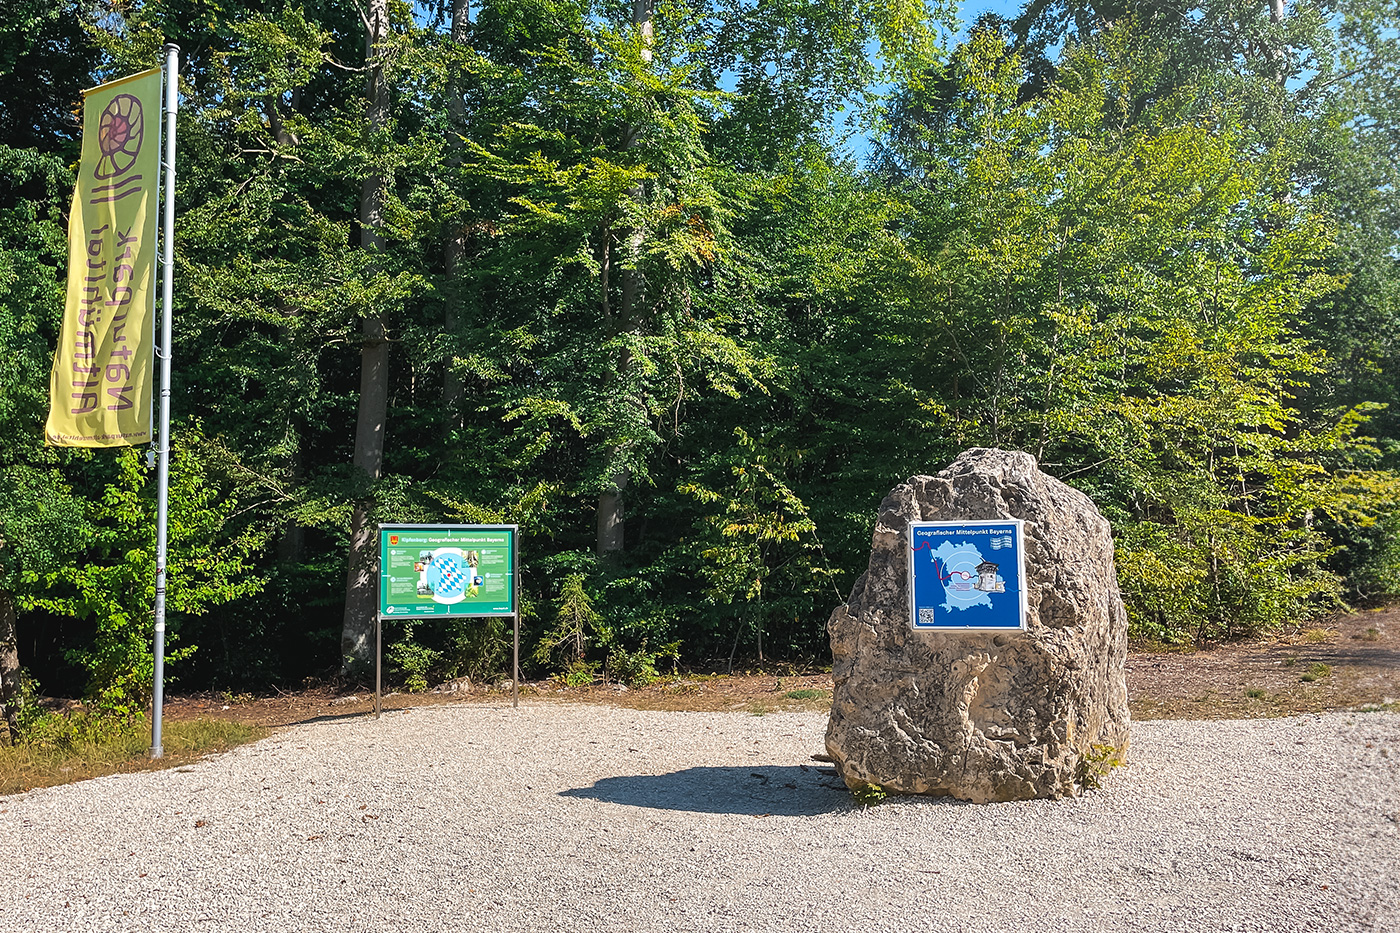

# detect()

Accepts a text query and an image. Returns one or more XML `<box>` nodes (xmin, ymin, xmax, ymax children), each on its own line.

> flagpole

<box><xmin>151</xmin><ymin>43</ymin><xmax>179</xmax><ymax>759</ymax></box>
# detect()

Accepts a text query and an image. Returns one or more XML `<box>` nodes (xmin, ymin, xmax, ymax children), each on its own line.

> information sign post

<box><xmin>908</xmin><ymin>520</ymin><xmax>1028</xmax><ymax>632</ymax></box>
<box><xmin>377</xmin><ymin>524</ymin><xmax>520</xmax><ymax>712</ymax></box>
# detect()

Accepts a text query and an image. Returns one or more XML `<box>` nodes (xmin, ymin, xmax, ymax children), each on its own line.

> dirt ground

<box><xmin>163</xmin><ymin>604</ymin><xmax>1400</xmax><ymax>730</ymax></box>
<box><xmin>1126</xmin><ymin>603</ymin><xmax>1399</xmax><ymax>719</ymax></box>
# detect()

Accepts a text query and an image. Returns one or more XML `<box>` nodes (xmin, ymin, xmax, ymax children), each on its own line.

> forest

<box><xmin>1</xmin><ymin>0</ymin><xmax>1398</xmax><ymax>738</ymax></box>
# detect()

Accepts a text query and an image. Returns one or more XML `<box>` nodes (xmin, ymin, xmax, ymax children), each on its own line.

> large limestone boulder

<box><xmin>825</xmin><ymin>448</ymin><xmax>1130</xmax><ymax>803</ymax></box>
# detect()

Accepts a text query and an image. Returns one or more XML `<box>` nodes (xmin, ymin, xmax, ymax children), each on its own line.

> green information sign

<box><xmin>378</xmin><ymin>524</ymin><xmax>517</xmax><ymax>619</ymax></box>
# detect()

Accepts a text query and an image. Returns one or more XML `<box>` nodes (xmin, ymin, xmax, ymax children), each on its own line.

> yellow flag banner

<box><xmin>46</xmin><ymin>68</ymin><xmax>163</xmax><ymax>447</ymax></box>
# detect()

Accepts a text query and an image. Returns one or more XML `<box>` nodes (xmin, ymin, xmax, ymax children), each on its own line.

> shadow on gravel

<box><xmin>284</xmin><ymin>712</ymin><xmax>377</xmax><ymax>727</ymax></box>
<box><xmin>560</xmin><ymin>765</ymin><xmax>857</xmax><ymax>816</ymax></box>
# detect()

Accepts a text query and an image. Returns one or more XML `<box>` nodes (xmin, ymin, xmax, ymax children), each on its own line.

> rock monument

<box><xmin>825</xmin><ymin>448</ymin><xmax>1130</xmax><ymax>803</ymax></box>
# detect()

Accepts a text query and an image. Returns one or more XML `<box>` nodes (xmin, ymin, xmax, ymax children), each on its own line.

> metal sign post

<box><xmin>512</xmin><ymin>528</ymin><xmax>519</xmax><ymax>709</ymax></box>
<box><xmin>375</xmin><ymin>524</ymin><xmax>520</xmax><ymax>713</ymax></box>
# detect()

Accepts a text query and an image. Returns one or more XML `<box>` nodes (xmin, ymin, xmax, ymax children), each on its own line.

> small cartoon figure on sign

<box><xmin>466</xmin><ymin>551</ymin><xmax>481</xmax><ymax>596</ymax></box>
<box><xmin>974</xmin><ymin>560</ymin><xmax>1005</xmax><ymax>594</ymax></box>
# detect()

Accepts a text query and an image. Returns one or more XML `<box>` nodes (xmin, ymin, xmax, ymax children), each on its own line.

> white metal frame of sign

<box><xmin>907</xmin><ymin>519</ymin><xmax>1029</xmax><ymax>632</ymax></box>
<box><xmin>376</xmin><ymin>523</ymin><xmax>521</xmax><ymax>714</ymax></box>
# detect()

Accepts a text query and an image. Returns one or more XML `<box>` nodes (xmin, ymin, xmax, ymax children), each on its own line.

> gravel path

<box><xmin>2</xmin><ymin>705</ymin><xmax>1396</xmax><ymax>933</ymax></box>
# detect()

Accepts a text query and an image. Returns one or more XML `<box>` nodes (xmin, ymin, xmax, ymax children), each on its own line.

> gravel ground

<box><xmin>1</xmin><ymin>705</ymin><xmax>1396</xmax><ymax>933</ymax></box>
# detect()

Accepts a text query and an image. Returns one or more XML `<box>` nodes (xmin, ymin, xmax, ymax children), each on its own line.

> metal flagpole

<box><xmin>151</xmin><ymin>43</ymin><xmax>179</xmax><ymax>759</ymax></box>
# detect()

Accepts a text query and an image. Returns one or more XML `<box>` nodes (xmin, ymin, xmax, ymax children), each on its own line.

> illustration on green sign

<box><xmin>413</xmin><ymin>548</ymin><xmax>482</xmax><ymax>601</ymax></box>
<box><xmin>379</xmin><ymin>525</ymin><xmax>516</xmax><ymax>618</ymax></box>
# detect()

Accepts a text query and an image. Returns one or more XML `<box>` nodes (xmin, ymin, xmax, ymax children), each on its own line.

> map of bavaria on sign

<box><xmin>908</xmin><ymin>520</ymin><xmax>1028</xmax><ymax>631</ymax></box>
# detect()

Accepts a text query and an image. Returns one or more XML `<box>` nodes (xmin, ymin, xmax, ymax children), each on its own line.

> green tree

<box><xmin>877</xmin><ymin>23</ymin><xmax>1396</xmax><ymax>641</ymax></box>
<box><xmin>30</xmin><ymin>432</ymin><xmax>264</xmax><ymax>717</ymax></box>
<box><xmin>0</xmin><ymin>0</ymin><xmax>101</xmax><ymax>150</ymax></box>
<box><xmin>994</xmin><ymin>0</ymin><xmax>1400</xmax><ymax>603</ymax></box>
<box><xmin>0</xmin><ymin>147</ymin><xmax>90</xmax><ymax>741</ymax></box>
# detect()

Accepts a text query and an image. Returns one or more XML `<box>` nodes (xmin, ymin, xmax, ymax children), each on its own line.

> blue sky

<box><xmin>832</xmin><ymin>0</ymin><xmax>1027</xmax><ymax>163</ymax></box>
<box><xmin>958</xmin><ymin>0</ymin><xmax>1026</xmax><ymax>30</ymax></box>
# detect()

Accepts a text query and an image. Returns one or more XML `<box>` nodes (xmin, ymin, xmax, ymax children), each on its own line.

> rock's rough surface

<box><xmin>825</xmin><ymin>448</ymin><xmax>1130</xmax><ymax>803</ymax></box>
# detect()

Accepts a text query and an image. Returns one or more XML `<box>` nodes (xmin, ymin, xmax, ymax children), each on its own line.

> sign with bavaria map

<box><xmin>908</xmin><ymin>520</ymin><xmax>1028</xmax><ymax>631</ymax></box>
<box><xmin>379</xmin><ymin>524</ymin><xmax>516</xmax><ymax>619</ymax></box>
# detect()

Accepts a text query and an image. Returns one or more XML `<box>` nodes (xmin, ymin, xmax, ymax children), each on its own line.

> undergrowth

<box><xmin>0</xmin><ymin>713</ymin><xmax>262</xmax><ymax>795</ymax></box>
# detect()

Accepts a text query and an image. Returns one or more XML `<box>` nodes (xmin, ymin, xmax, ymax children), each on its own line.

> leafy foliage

<box><xmin>2</xmin><ymin>0</ymin><xmax>1399</xmax><ymax>700</ymax></box>
<box><xmin>876</xmin><ymin>22</ymin><xmax>1397</xmax><ymax>641</ymax></box>
<box><xmin>28</xmin><ymin>432</ymin><xmax>263</xmax><ymax>715</ymax></box>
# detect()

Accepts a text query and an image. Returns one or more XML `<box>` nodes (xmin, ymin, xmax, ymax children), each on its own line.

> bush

<box><xmin>555</xmin><ymin>659</ymin><xmax>599</xmax><ymax>687</ymax></box>
<box><xmin>1116</xmin><ymin>512</ymin><xmax>1342</xmax><ymax>644</ymax></box>
<box><xmin>386</xmin><ymin>623</ymin><xmax>441</xmax><ymax>692</ymax></box>
<box><xmin>606</xmin><ymin>645</ymin><xmax>658</xmax><ymax>687</ymax></box>
<box><xmin>28</xmin><ymin>433</ymin><xmax>264</xmax><ymax>716</ymax></box>
<box><xmin>1336</xmin><ymin>508</ymin><xmax>1400</xmax><ymax>602</ymax></box>
<box><xmin>384</xmin><ymin>616</ymin><xmax>509</xmax><ymax>691</ymax></box>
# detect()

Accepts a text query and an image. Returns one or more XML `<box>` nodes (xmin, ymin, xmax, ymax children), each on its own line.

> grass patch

<box><xmin>1361</xmin><ymin>628</ymin><xmax>1381</xmax><ymax>642</ymax></box>
<box><xmin>0</xmin><ymin>718</ymin><xmax>263</xmax><ymax>796</ymax></box>
<box><xmin>1300</xmin><ymin>662</ymin><xmax>1332</xmax><ymax>683</ymax></box>
<box><xmin>850</xmin><ymin>781</ymin><xmax>887</xmax><ymax>806</ymax></box>
<box><xmin>1128</xmin><ymin>637</ymin><xmax>1197</xmax><ymax>654</ymax></box>
<box><xmin>1245</xmin><ymin>688</ymin><xmax>1266</xmax><ymax>699</ymax></box>
<box><xmin>782</xmin><ymin>689</ymin><xmax>826</xmax><ymax>701</ymax></box>
<box><xmin>1302</xmin><ymin>628</ymin><xmax>1337</xmax><ymax>644</ymax></box>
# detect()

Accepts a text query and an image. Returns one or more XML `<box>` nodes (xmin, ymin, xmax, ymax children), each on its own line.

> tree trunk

<box><xmin>275</xmin><ymin>448</ymin><xmax>305</xmax><ymax>564</ymax></box>
<box><xmin>341</xmin><ymin>0</ymin><xmax>392</xmax><ymax>675</ymax></box>
<box><xmin>0</xmin><ymin>589</ymin><xmax>21</xmax><ymax>744</ymax></box>
<box><xmin>597</xmin><ymin>476</ymin><xmax>628</xmax><ymax>553</ymax></box>
<box><xmin>450</xmin><ymin>0</ymin><xmax>471</xmax><ymax>53</ymax></box>
<box><xmin>442</xmin><ymin>0</ymin><xmax>471</xmax><ymax>433</ymax></box>
<box><xmin>595</xmin><ymin>0</ymin><xmax>653</xmax><ymax>558</ymax></box>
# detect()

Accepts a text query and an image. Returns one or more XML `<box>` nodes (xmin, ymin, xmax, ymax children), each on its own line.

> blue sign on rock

<box><xmin>908</xmin><ymin>520</ymin><xmax>1028</xmax><ymax>631</ymax></box>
